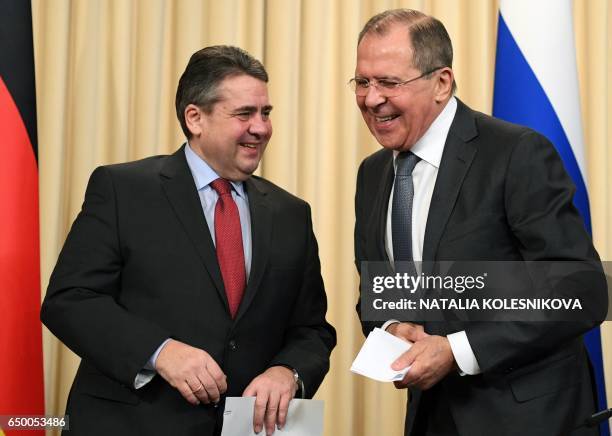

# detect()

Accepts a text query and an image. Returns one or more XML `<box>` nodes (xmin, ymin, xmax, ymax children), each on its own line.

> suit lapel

<box><xmin>159</xmin><ymin>146</ymin><xmax>228</xmax><ymax>312</ymax></box>
<box><xmin>423</xmin><ymin>100</ymin><xmax>478</xmax><ymax>265</ymax></box>
<box><xmin>234</xmin><ymin>177</ymin><xmax>272</xmax><ymax>322</ymax></box>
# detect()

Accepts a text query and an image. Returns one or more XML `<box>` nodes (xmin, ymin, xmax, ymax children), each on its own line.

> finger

<box><xmin>206</xmin><ymin>359</ymin><xmax>228</xmax><ymax>394</ymax></box>
<box><xmin>398</xmin><ymin>323</ymin><xmax>427</xmax><ymax>342</ymax></box>
<box><xmin>393</xmin><ymin>369</ymin><xmax>413</xmax><ymax>389</ymax></box>
<box><xmin>179</xmin><ymin>381</ymin><xmax>201</xmax><ymax>406</ymax></box>
<box><xmin>394</xmin><ymin>379</ymin><xmax>408</xmax><ymax>389</ymax></box>
<box><xmin>264</xmin><ymin>390</ymin><xmax>280</xmax><ymax>435</ymax></box>
<box><xmin>276</xmin><ymin>392</ymin><xmax>291</xmax><ymax>430</ymax></box>
<box><xmin>414</xmin><ymin>360</ymin><xmax>448</xmax><ymax>390</ymax></box>
<box><xmin>415</xmin><ymin>377</ymin><xmax>433</xmax><ymax>390</ymax></box>
<box><xmin>398</xmin><ymin>322</ymin><xmax>417</xmax><ymax>333</ymax></box>
<box><xmin>401</xmin><ymin>362</ymin><xmax>424</xmax><ymax>386</ymax></box>
<box><xmin>198</xmin><ymin>372</ymin><xmax>220</xmax><ymax>404</ymax></box>
<box><xmin>412</xmin><ymin>369</ymin><xmax>431</xmax><ymax>390</ymax></box>
<box><xmin>418</xmin><ymin>325</ymin><xmax>428</xmax><ymax>334</ymax></box>
<box><xmin>188</xmin><ymin>378</ymin><xmax>211</xmax><ymax>404</ymax></box>
<box><xmin>392</xmin><ymin>348</ymin><xmax>417</xmax><ymax>371</ymax></box>
<box><xmin>253</xmin><ymin>390</ymin><xmax>269</xmax><ymax>434</ymax></box>
<box><xmin>186</xmin><ymin>377</ymin><xmax>208</xmax><ymax>404</ymax></box>
<box><xmin>243</xmin><ymin>380</ymin><xmax>257</xmax><ymax>398</ymax></box>
<box><xmin>185</xmin><ymin>378</ymin><xmax>200</xmax><ymax>392</ymax></box>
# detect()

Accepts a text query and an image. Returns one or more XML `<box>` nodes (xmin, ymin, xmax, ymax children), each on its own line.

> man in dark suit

<box><xmin>352</xmin><ymin>9</ymin><xmax>606</xmax><ymax>436</ymax></box>
<box><xmin>41</xmin><ymin>45</ymin><xmax>336</xmax><ymax>436</ymax></box>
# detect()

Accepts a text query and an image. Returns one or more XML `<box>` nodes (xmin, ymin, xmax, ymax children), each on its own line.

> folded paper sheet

<box><xmin>350</xmin><ymin>327</ymin><xmax>413</xmax><ymax>382</ymax></box>
<box><xmin>221</xmin><ymin>397</ymin><xmax>324</xmax><ymax>436</ymax></box>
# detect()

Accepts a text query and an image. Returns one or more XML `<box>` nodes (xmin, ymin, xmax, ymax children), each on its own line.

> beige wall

<box><xmin>32</xmin><ymin>1</ymin><xmax>611</xmax><ymax>434</ymax></box>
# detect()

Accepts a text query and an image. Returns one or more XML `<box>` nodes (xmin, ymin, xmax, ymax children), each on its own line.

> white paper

<box><xmin>221</xmin><ymin>397</ymin><xmax>324</xmax><ymax>436</ymax></box>
<box><xmin>350</xmin><ymin>327</ymin><xmax>413</xmax><ymax>382</ymax></box>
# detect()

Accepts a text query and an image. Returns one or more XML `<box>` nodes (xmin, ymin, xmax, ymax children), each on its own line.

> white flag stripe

<box><xmin>499</xmin><ymin>0</ymin><xmax>586</xmax><ymax>184</ymax></box>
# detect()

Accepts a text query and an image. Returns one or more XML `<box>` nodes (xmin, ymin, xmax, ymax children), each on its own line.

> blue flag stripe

<box><xmin>493</xmin><ymin>14</ymin><xmax>591</xmax><ymax>234</ymax></box>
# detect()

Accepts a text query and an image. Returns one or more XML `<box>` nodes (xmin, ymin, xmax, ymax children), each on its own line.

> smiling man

<box><xmin>352</xmin><ymin>9</ymin><xmax>605</xmax><ymax>436</ymax></box>
<box><xmin>41</xmin><ymin>45</ymin><xmax>336</xmax><ymax>436</ymax></box>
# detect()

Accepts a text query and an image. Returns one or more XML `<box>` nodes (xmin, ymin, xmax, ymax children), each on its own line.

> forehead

<box><xmin>355</xmin><ymin>25</ymin><xmax>416</xmax><ymax>77</ymax></box>
<box><xmin>215</xmin><ymin>74</ymin><xmax>270</xmax><ymax>107</ymax></box>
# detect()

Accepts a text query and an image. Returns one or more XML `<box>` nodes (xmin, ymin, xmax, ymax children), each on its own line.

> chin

<box><xmin>377</xmin><ymin>139</ymin><xmax>403</xmax><ymax>151</ymax></box>
<box><xmin>239</xmin><ymin>165</ymin><xmax>259</xmax><ymax>178</ymax></box>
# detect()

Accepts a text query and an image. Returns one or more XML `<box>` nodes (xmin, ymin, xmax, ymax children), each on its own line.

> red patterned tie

<box><xmin>210</xmin><ymin>178</ymin><xmax>246</xmax><ymax>318</ymax></box>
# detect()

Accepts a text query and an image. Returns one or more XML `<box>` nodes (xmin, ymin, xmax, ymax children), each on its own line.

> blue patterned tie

<box><xmin>392</xmin><ymin>152</ymin><xmax>421</xmax><ymax>267</ymax></box>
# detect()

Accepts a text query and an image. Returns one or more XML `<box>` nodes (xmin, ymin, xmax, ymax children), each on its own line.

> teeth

<box><xmin>376</xmin><ymin>115</ymin><xmax>397</xmax><ymax>122</ymax></box>
<box><xmin>240</xmin><ymin>143</ymin><xmax>257</xmax><ymax>149</ymax></box>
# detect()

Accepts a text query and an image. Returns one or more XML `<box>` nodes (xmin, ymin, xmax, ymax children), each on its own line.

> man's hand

<box><xmin>243</xmin><ymin>366</ymin><xmax>297</xmax><ymax>435</ymax></box>
<box><xmin>155</xmin><ymin>339</ymin><xmax>227</xmax><ymax>406</ymax></box>
<box><xmin>386</xmin><ymin>322</ymin><xmax>429</xmax><ymax>343</ymax></box>
<box><xmin>391</xmin><ymin>335</ymin><xmax>456</xmax><ymax>390</ymax></box>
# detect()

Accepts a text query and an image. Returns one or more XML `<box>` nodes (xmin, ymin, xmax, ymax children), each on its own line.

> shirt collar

<box><xmin>184</xmin><ymin>142</ymin><xmax>246</xmax><ymax>198</ymax></box>
<box><xmin>393</xmin><ymin>96</ymin><xmax>457</xmax><ymax>169</ymax></box>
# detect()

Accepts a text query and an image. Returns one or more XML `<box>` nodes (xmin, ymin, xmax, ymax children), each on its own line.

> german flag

<box><xmin>0</xmin><ymin>1</ymin><xmax>45</xmax><ymax>434</ymax></box>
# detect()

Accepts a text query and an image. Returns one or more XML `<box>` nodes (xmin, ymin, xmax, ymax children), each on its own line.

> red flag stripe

<box><xmin>0</xmin><ymin>76</ymin><xmax>44</xmax><ymax>435</ymax></box>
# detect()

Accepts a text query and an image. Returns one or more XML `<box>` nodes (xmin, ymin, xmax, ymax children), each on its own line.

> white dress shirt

<box><xmin>382</xmin><ymin>97</ymin><xmax>481</xmax><ymax>376</ymax></box>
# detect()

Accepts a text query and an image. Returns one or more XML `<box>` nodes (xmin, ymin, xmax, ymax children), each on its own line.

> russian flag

<box><xmin>493</xmin><ymin>1</ymin><xmax>608</xmax><ymax>434</ymax></box>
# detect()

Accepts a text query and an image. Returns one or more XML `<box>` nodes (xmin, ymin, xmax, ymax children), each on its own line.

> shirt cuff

<box><xmin>133</xmin><ymin>338</ymin><xmax>171</xmax><ymax>389</ymax></box>
<box><xmin>447</xmin><ymin>331</ymin><xmax>481</xmax><ymax>376</ymax></box>
<box><xmin>146</xmin><ymin>338</ymin><xmax>172</xmax><ymax>370</ymax></box>
<box><xmin>134</xmin><ymin>369</ymin><xmax>156</xmax><ymax>389</ymax></box>
<box><xmin>381</xmin><ymin>319</ymin><xmax>400</xmax><ymax>332</ymax></box>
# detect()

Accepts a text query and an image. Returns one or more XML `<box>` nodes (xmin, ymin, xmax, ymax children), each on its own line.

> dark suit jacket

<box><xmin>354</xmin><ymin>99</ymin><xmax>607</xmax><ymax>436</ymax></box>
<box><xmin>41</xmin><ymin>145</ymin><xmax>336</xmax><ymax>435</ymax></box>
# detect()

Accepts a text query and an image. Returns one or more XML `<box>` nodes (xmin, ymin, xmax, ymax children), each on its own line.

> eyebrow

<box><xmin>233</xmin><ymin>105</ymin><xmax>274</xmax><ymax>112</ymax></box>
<box><xmin>373</xmin><ymin>76</ymin><xmax>402</xmax><ymax>81</ymax></box>
<box><xmin>355</xmin><ymin>74</ymin><xmax>402</xmax><ymax>80</ymax></box>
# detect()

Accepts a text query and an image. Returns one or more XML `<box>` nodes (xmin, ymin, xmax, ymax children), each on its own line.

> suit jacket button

<box><xmin>229</xmin><ymin>340</ymin><xmax>237</xmax><ymax>351</ymax></box>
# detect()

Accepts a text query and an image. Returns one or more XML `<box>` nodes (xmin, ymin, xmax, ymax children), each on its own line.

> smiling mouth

<box><xmin>239</xmin><ymin>143</ymin><xmax>258</xmax><ymax>149</ymax></box>
<box><xmin>375</xmin><ymin>114</ymin><xmax>399</xmax><ymax>122</ymax></box>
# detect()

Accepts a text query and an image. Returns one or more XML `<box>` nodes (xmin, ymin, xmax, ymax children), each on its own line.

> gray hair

<box><xmin>359</xmin><ymin>9</ymin><xmax>456</xmax><ymax>93</ymax></box>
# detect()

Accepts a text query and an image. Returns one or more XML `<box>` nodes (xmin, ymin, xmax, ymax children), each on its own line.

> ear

<box><xmin>184</xmin><ymin>104</ymin><xmax>205</xmax><ymax>137</ymax></box>
<box><xmin>434</xmin><ymin>68</ymin><xmax>454</xmax><ymax>103</ymax></box>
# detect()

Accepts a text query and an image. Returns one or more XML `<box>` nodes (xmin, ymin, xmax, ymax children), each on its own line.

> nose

<box><xmin>363</xmin><ymin>84</ymin><xmax>386</xmax><ymax>108</ymax></box>
<box><xmin>248</xmin><ymin>114</ymin><xmax>272</xmax><ymax>138</ymax></box>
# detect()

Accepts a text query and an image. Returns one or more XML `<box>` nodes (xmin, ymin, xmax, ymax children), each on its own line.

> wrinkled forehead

<box><xmin>355</xmin><ymin>27</ymin><xmax>416</xmax><ymax>76</ymax></box>
<box><xmin>215</xmin><ymin>74</ymin><xmax>271</xmax><ymax>106</ymax></box>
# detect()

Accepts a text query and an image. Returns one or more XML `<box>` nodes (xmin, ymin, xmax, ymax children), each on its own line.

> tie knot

<box><xmin>395</xmin><ymin>152</ymin><xmax>420</xmax><ymax>177</ymax></box>
<box><xmin>210</xmin><ymin>178</ymin><xmax>232</xmax><ymax>196</ymax></box>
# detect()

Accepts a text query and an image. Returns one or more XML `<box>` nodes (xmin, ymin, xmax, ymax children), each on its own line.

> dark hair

<box><xmin>175</xmin><ymin>45</ymin><xmax>268</xmax><ymax>138</ymax></box>
<box><xmin>358</xmin><ymin>9</ymin><xmax>456</xmax><ymax>93</ymax></box>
